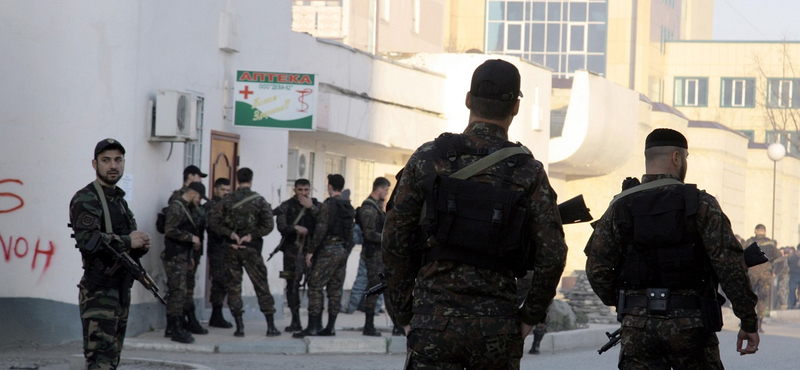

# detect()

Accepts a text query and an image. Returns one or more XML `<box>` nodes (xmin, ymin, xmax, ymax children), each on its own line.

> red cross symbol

<box><xmin>239</xmin><ymin>85</ymin><xmax>254</xmax><ymax>99</ymax></box>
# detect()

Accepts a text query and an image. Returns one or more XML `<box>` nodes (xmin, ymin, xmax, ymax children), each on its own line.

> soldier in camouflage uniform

<box><xmin>744</xmin><ymin>224</ymin><xmax>779</xmax><ymax>332</ymax></box>
<box><xmin>205</xmin><ymin>177</ymin><xmax>233</xmax><ymax>328</ymax></box>
<box><xmin>357</xmin><ymin>177</ymin><xmax>390</xmax><ymax>337</ymax></box>
<box><xmin>275</xmin><ymin>178</ymin><xmax>320</xmax><ymax>332</ymax></box>
<box><xmin>208</xmin><ymin>167</ymin><xmax>280</xmax><ymax>337</ymax></box>
<box><xmin>774</xmin><ymin>247</ymin><xmax>789</xmax><ymax>310</ymax></box>
<box><xmin>162</xmin><ymin>182</ymin><xmax>207</xmax><ymax>343</ymax></box>
<box><xmin>383</xmin><ymin>60</ymin><xmax>567</xmax><ymax>369</ymax></box>
<box><xmin>294</xmin><ymin>174</ymin><xmax>354</xmax><ymax>338</ymax></box>
<box><xmin>585</xmin><ymin>128</ymin><xmax>760</xmax><ymax>369</ymax></box>
<box><xmin>70</xmin><ymin>139</ymin><xmax>152</xmax><ymax>370</ymax></box>
<box><xmin>167</xmin><ymin>165</ymin><xmax>208</xmax><ymax>335</ymax></box>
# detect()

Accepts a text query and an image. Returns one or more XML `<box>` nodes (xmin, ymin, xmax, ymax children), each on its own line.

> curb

<box><xmin>69</xmin><ymin>355</ymin><xmax>215</xmax><ymax>370</ymax></box>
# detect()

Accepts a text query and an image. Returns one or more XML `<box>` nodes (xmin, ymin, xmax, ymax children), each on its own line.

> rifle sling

<box><xmin>92</xmin><ymin>180</ymin><xmax>114</xmax><ymax>233</ymax></box>
<box><xmin>608</xmin><ymin>178</ymin><xmax>684</xmax><ymax>207</ymax></box>
<box><xmin>233</xmin><ymin>193</ymin><xmax>261</xmax><ymax>209</ymax></box>
<box><xmin>172</xmin><ymin>200</ymin><xmax>196</xmax><ymax>228</ymax></box>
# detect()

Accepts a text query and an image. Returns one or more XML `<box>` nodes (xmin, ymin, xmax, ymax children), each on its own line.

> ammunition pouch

<box><xmin>620</xmin><ymin>290</ymin><xmax>701</xmax><ymax>315</ymax></box>
<box><xmin>700</xmin><ymin>293</ymin><xmax>724</xmax><ymax>333</ymax></box>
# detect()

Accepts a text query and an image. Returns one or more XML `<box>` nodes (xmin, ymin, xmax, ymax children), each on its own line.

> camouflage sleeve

<box><xmin>360</xmin><ymin>203</ymin><xmax>382</xmax><ymax>244</ymax></box>
<box><xmin>697</xmin><ymin>194</ymin><xmax>758</xmax><ymax>333</ymax></box>
<box><xmin>209</xmin><ymin>199</ymin><xmax>233</xmax><ymax>238</ymax></box>
<box><xmin>308</xmin><ymin>200</ymin><xmax>330</xmax><ymax>254</ymax></box>
<box><xmin>382</xmin><ymin>149</ymin><xmax>427</xmax><ymax>326</ymax></box>
<box><xmin>165</xmin><ymin>202</ymin><xmax>194</xmax><ymax>243</ymax></box>
<box><xmin>69</xmin><ymin>189</ymin><xmax>131</xmax><ymax>254</ymax></box>
<box><xmin>308</xmin><ymin>199</ymin><xmax>321</xmax><ymax>217</ymax></box>
<box><xmin>584</xmin><ymin>206</ymin><xmax>622</xmax><ymax>307</ymax></box>
<box><xmin>275</xmin><ymin>201</ymin><xmax>294</xmax><ymax>236</ymax></box>
<box><xmin>254</xmin><ymin>198</ymin><xmax>274</xmax><ymax>238</ymax></box>
<box><xmin>519</xmin><ymin>168</ymin><xmax>568</xmax><ymax>325</ymax></box>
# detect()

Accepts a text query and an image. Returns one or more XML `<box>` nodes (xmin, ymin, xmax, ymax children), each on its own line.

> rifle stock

<box><xmin>559</xmin><ymin>195</ymin><xmax>593</xmax><ymax>224</ymax></box>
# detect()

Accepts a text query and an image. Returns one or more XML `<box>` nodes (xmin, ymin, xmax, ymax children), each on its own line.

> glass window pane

<box><xmin>780</xmin><ymin>81</ymin><xmax>791</xmax><ymax>107</ymax></box>
<box><xmin>769</xmin><ymin>80</ymin><xmax>779</xmax><ymax>107</ymax></box>
<box><xmin>488</xmin><ymin>1</ymin><xmax>505</xmax><ymax>21</ymax></box>
<box><xmin>546</xmin><ymin>24</ymin><xmax>560</xmax><ymax>52</ymax></box>
<box><xmin>687</xmin><ymin>80</ymin><xmax>697</xmax><ymax>105</ymax></box>
<box><xmin>532</xmin><ymin>2</ymin><xmax>546</xmax><ymax>21</ymax></box>
<box><xmin>733</xmin><ymin>80</ymin><xmax>744</xmax><ymax>106</ymax></box>
<box><xmin>698</xmin><ymin>79</ymin><xmax>708</xmax><ymax>106</ymax></box>
<box><xmin>568</xmin><ymin>55</ymin><xmax>585</xmax><ymax>73</ymax></box>
<box><xmin>792</xmin><ymin>80</ymin><xmax>800</xmax><ymax>107</ymax></box>
<box><xmin>487</xmin><ymin>22</ymin><xmax>504</xmax><ymax>52</ymax></box>
<box><xmin>507</xmin><ymin>24</ymin><xmax>522</xmax><ymax>50</ymax></box>
<box><xmin>547</xmin><ymin>2</ymin><xmax>561</xmax><ymax>21</ymax></box>
<box><xmin>587</xmin><ymin>55</ymin><xmax>606</xmax><ymax>75</ymax></box>
<box><xmin>507</xmin><ymin>1</ymin><xmax>524</xmax><ymax>21</ymax></box>
<box><xmin>570</xmin><ymin>2</ymin><xmax>587</xmax><ymax>22</ymax></box>
<box><xmin>546</xmin><ymin>54</ymin><xmax>559</xmax><ymax>71</ymax></box>
<box><xmin>525</xmin><ymin>1</ymin><xmax>531</xmax><ymax>21</ymax></box>
<box><xmin>531</xmin><ymin>24</ymin><xmax>545</xmax><ymax>51</ymax></box>
<box><xmin>674</xmin><ymin>78</ymin><xmax>684</xmax><ymax>106</ymax></box>
<box><xmin>722</xmin><ymin>79</ymin><xmax>732</xmax><ymax>107</ymax></box>
<box><xmin>525</xmin><ymin>23</ymin><xmax>531</xmax><ymax>51</ymax></box>
<box><xmin>588</xmin><ymin>24</ymin><xmax>607</xmax><ymax>52</ymax></box>
<box><xmin>745</xmin><ymin>79</ymin><xmax>756</xmax><ymax>107</ymax></box>
<box><xmin>589</xmin><ymin>3</ymin><xmax>607</xmax><ymax>22</ymax></box>
<box><xmin>570</xmin><ymin>25</ymin><xmax>585</xmax><ymax>51</ymax></box>
<box><xmin>531</xmin><ymin>53</ymin><xmax>545</xmax><ymax>65</ymax></box>
<box><xmin>561</xmin><ymin>56</ymin><xmax>567</xmax><ymax>75</ymax></box>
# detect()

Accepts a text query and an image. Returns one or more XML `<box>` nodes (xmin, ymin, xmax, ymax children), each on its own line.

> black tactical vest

<box><xmin>327</xmin><ymin>198</ymin><xmax>355</xmax><ymax>242</ymax></box>
<box><xmin>615</xmin><ymin>184</ymin><xmax>708</xmax><ymax>289</ymax></box>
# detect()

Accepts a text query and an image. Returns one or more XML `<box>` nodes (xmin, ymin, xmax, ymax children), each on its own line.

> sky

<box><xmin>713</xmin><ymin>0</ymin><xmax>800</xmax><ymax>41</ymax></box>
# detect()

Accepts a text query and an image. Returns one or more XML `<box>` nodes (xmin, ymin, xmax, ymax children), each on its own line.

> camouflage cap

<box><xmin>94</xmin><ymin>138</ymin><xmax>125</xmax><ymax>158</ymax></box>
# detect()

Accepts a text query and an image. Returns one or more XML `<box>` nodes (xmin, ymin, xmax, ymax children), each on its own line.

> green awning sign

<box><xmin>233</xmin><ymin>70</ymin><xmax>317</xmax><ymax>130</ymax></box>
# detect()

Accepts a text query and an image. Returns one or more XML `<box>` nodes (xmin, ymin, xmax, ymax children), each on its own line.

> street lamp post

<box><xmin>767</xmin><ymin>142</ymin><xmax>786</xmax><ymax>241</ymax></box>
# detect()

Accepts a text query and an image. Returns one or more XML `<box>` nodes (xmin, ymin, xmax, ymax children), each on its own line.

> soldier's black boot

<box><xmin>265</xmin><ymin>314</ymin><xmax>281</xmax><ymax>337</ymax></box>
<box><xmin>184</xmin><ymin>307</ymin><xmax>208</xmax><ymax>335</ymax></box>
<box><xmin>169</xmin><ymin>315</ymin><xmax>195</xmax><ymax>344</ymax></box>
<box><xmin>529</xmin><ymin>331</ymin><xmax>544</xmax><ymax>355</ymax></box>
<box><xmin>362</xmin><ymin>313</ymin><xmax>382</xmax><ymax>337</ymax></box>
<box><xmin>317</xmin><ymin>313</ymin><xmax>337</xmax><ymax>336</ymax></box>
<box><xmin>209</xmin><ymin>305</ymin><xmax>233</xmax><ymax>328</ymax></box>
<box><xmin>233</xmin><ymin>314</ymin><xmax>245</xmax><ymax>337</ymax></box>
<box><xmin>285</xmin><ymin>308</ymin><xmax>302</xmax><ymax>332</ymax></box>
<box><xmin>164</xmin><ymin>314</ymin><xmax>172</xmax><ymax>338</ymax></box>
<box><xmin>293</xmin><ymin>313</ymin><xmax>322</xmax><ymax>338</ymax></box>
<box><xmin>392</xmin><ymin>325</ymin><xmax>405</xmax><ymax>336</ymax></box>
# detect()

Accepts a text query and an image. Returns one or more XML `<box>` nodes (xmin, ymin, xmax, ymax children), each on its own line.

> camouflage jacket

<box><xmin>358</xmin><ymin>196</ymin><xmax>385</xmax><ymax>248</ymax></box>
<box><xmin>208</xmin><ymin>187</ymin><xmax>273</xmax><ymax>247</ymax></box>
<box><xmin>164</xmin><ymin>197</ymin><xmax>197</xmax><ymax>258</ymax></box>
<box><xmin>170</xmin><ymin>187</ymin><xmax>206</xmax><ymax>234</ymax></box>
<box><xmin>204</xmin><ymin>197</ymin><xmax>225</xmax><ymax>246</ymax></box>
<box><xmin>382</xmin><ymin>122</ymin><xmax>568</xmax><ymax>326</ymax></box>
<box><xmin>275</xmin><ymin>196</ymin><xmax>320</xmax><ymax>248</ymax></box>
<box><xmin>70</xmin><ymin>181</ymin><xmax>141</xmax><ymax>276</ymax></box>
<box><xmin>309</xmin><ymin>195</ymin><xmax>353</xmax><ymax>254</ymax></box>
<box><xmin>584</xmin><ymin>174</ymin><xmax>758</xmax><ymax>333</ymax></box>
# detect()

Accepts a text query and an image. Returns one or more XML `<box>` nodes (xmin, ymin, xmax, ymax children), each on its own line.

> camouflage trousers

<box><xmin>361</xmin><ymin>245</ymin><xmax>383</xmax><ymax>313</ymax></box>
<box><xmin>162</xmin><ymin>252</ymin><xmax>190</xmax><ymax>316</ymax></box>
<box><xmin>186</xmin><ymin>251</ymin><xmax>199</xmax><ymax>309</ymax></box>
<box><xmin>78</xmin><ymin>279</ymin><xmax>130</xmax><ymax>370</ymax></box>
<box><xmin>226</xmin><ymin>246</ymin><xmax>275</xmax><ymax>315</ymax></box>
<box><xmin>208</xmin><ymin>242</ymin><xmax>229</xmax><ymax>306</ymax></box>
<box><xmin>282</xmin><ymin>243</ymin><xmax>303</xmax><ymax>310</ymax></box>
<box><xmin>619</xmin><ymin>316</ymin><xmax>722</xmax><ymax>370</ymax></box>
<box><xmin>405</xmin><ymin>315</ymin><xmax>522</xmax><ymax>370</ymax></box>
<box><xmin>775</xmin><ymin>270</ymin><xmax>789</xmax><ymax>309</ymax></box>
<box><xmin>748</xmin><ymin>264</ymin><xmax>772</xmax><ymax>318</ymax></box>
<box><xmin>307</xmin><ymin>244</ymin><xmax>348</xmax><ymax>315</ymax></box>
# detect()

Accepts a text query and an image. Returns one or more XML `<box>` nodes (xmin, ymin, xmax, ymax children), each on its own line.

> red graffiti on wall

<box><xmin>0</xmin><ymin>179</ymin><xmax>24</xmax><ymax>213</ymax></box>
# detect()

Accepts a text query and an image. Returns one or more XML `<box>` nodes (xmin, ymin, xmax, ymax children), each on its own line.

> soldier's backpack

<box><xmin>328</xmin><ymin>197</ymin><xmax>355</xmax><ymax>250</ymax></box>
<box><xmin>156</xmin><ymin>206</ymin><xmax>168</xmax><ymax>234</ymax></box>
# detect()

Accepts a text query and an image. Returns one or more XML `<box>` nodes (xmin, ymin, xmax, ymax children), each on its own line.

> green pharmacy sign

<box><xmin>233</xmin><ymin>70</ymin><xmax>317</xmax><ymax>130</ymax></box>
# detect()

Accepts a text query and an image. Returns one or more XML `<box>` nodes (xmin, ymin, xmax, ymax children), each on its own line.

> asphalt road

<box><xmin>3</xmin><ymin>322</ymin><xmax>799</xmax><ymax>370</ymax></box>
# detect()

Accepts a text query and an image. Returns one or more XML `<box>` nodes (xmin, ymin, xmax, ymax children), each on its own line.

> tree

<box><xmin>753</xmin><ymin>41</ymin><xmax>800</xmax><ymax>155</ymax></box>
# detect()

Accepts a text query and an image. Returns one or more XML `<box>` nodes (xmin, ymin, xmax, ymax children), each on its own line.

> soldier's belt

<box><xmin>624</xmin><ymin>294</ymin><xmax>701</xmax><ymax>310</ymax></box>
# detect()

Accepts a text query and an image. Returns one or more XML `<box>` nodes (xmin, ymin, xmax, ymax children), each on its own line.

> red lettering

<box><xmin>239</xmin><ymin>72</ymin><xmax>252</xmax><ymax>81</ymax></box>
<box><xmin>299</xmin><ymin>75</ymin><xmax>312</xmax><ymax>85</ymax></box>
<box><xmin>253</xmin><ymin>72</ymin><xmax>266</xmax><ymax>82</ymax></box>
<box><xmin>1</xmin><ymin>232</ymin><xmax>11</xmax><ymax>261</ymax></box>
<box><xmin>278</xmin><ymin>74</ymin><xmax>288</xmax><ymax>83</ymax></box>
<box><xmin>289</xmin><ymin>75</ymin><xmax>301</xmax><ymax>84</ymax></box>
<box><xmin>266</xmin><ymin>73</ymin><xmax>278</xmax><ymax>82</ymax></box>
<box><xmin>14</xmin><ymin>237</ymin><xmax>28</xmax><ymax>258</ymax></box>
<box><xmin>32</xmin><ymin>240</ymin><xmax>55</xmax><ymax>272</ymax></box>
<box><xmin>0</xmin><ymin>179</ymin><xmax>24</xmax><ymax>214</ymax></box>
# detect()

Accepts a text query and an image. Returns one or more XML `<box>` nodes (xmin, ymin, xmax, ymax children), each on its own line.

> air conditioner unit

<box><xmin>154</xmin><ymin>90</ymin><xmax>197</xmax><ymax>141</ymax></box>
<box><xmin>287</xmin><ymin>148</ymin><xmax>311</xmax><ymax>182</ymax></box>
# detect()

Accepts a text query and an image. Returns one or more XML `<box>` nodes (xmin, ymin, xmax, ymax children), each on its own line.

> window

<box><xmin>507</xmin><ymin>1</ymin><xmax>524</xmax><ymax>21</ymax></box>
<box><xmin>488</xmin><ymin>1</ymin><xmax>505</xmax><ymax>20</ymax></box>
<box><xmin>674</xmin><ymin>77</ymin><xmax>708</xmax><ymax>107</ymax></box>
<box><xmin>412</xmin><ymin>0</ymin><xmax>420</xmax><ymax>33</ymax></box>
<box><xmin>721</xmin><ymin>78</ymin><xmax>755</xmax><ymax>108</ymax></box>
<box><xmin>487</xmin><ymin>22</ymin><xmax>505</xmax><ymax>52</ymax></box>
<box><xmin>506</xmin><ymin>23</ymin><xmax>523</xmax><ymax>51</ymax></box>
<box><xmin>768</xmin><ymin>79</ymin><xmax>800</xmax><ymax>108</ymax></box>
<box><xmin>737</xmin><ymin>130</ymin><xmax>755</xmax><ymax>142</ymax></box>
<box><xmin>766</xmin><ymin>130</ymin><xmax>800</xmax><ymax>155</ymax></box>
<box><xmin>325</xmin><ymin>154</ymin><xmax>346</xmax><ymax>177</ymax></box>
<box><xmin>569</xmin><ymin>25</ymin><xmax>585</xmax><ymax>51</ymax></box>
<box><xmin>352</xmin><ymin>160</ymin><xmax>375</xmax><ymax>207</ymax></box>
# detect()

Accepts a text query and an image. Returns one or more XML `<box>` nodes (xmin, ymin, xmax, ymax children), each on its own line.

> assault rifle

<box><xmin>597</xmin><ymin>328</ymin><xmax>621</xmax><ymax>355</ymax></box>
<box><xmin>366</xmin><ymin>273</ymin><xmax>387</xmax><ymax>297</ymax></box>
<box><xmin>267</xmin><ymin>238</ymin><xmax>285</xmax><ymax>261</ymax></box>
<box><xmin>86</xmin><ymin>231</ymin><xmax>168</xmax><ymax>305</ymax></box>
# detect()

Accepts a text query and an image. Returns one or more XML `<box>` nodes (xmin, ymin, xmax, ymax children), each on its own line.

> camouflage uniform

<box><xmin>169</xmin><ymin>188</ymin><xmax>205</xmax><ymax>305</ymax></box>
<box><xmin>585</xmin><ymin>174</ymin><xmax>758</xmax><ymax>369</ymax></box>
<box><xmin>208</xmin><ymin>187</ymin><xmax>276</xmax><ymax>315</ymax></box>
<box><xmin>358</xmin><ymin>196</ymin><xmax>385</xmax><ymax>315</ymax></box>
<box><xmin>71</xmin><ymin>182</ymin><xmax>141</xmax><ymax>370</ymax></box>
<box><xmin>162</xmin><ymin>197</ymin><xmax>198</xmax><ymax>316</ymax></box>
<box><xmin>275</xmin><ymin>196</ymin><xmax>320</xmax><ymax>311</ymax></box>
<box><xmin>204</xmin><ymin>197</ymin><xmax>228</xmax><ymax>307</ymax></box>
<box><xmin>744</xmin><ymin>236</ymin><xmax>778</xmax><ymax>319</ymax></box>
<box><xmin>774</xmin><ymin>254</ymin><xmax>789</xmax><ymax>310</ymax></box>
<box><xmin>306</xmin><ymin>195</ymin><xmax>354</xmax><ymax>316</ymax></box>
<box><xmin>383</xmin><ymin>123</ymin><xmax>568</xmax><ymax>369</ymax></box>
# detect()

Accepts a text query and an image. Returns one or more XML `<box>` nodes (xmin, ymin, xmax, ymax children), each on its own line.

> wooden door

<box><xmin>205</xmin><ymin>130</ymin><xmax>239</xmax><ymax>307</ymax></box>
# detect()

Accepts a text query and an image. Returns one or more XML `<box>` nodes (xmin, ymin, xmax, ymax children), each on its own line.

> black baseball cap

<box><xmin>187</xmin><ymin>182</ymin><xmax>209</xmax><ymax>200</ymax></box>
<box><xmin>469</xmin><ymin>59</ymin><xmax>523</xmax><ymax>101</ymax></box>
<box><xmin>184</xmin><ymin>165</ymin><xmax>208</xmax><ymax>178</ymax></box>
<box><xmin>94</xmin><ymin>138</ymin><xmax>125</xmax><ymax>158</ymax></box>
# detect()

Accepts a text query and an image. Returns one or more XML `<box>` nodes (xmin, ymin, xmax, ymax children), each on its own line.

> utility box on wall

<box><xmin>152</xmin><ymin>90</ymin><xmax>198</xmax><ymax>141</ymax></box>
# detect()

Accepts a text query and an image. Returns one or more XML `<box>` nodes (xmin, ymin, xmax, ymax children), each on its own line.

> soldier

<box><xmin>167</xmin><ymin>165</ymin><xmax>209</xmax><ymax>336</ymax></box>
<box><xmin>293</xmin><ymin>174</ymin><xmax>354</xmax><ymax>338</ymax></box>
<box><xmin>357</xmin><ymin>177</ymin><xmax>390</xmax><ymax>337</ymax></box>
<box><xmin>205</xmin><ymin>177</ymin><xmax>233</xmax><ymax>328</ymax></box>
<box><xmin>383</xmin><ymin>60</ymin><xmax>568</xmax><ymax>369</ymax></box>
<box><xmin>162</xmin><ymin>182</ymin><xmax>207</xmax><ymax>343</ymax></box>
<box><xmin>208</xmin><ymin>167</ymin><xmax>280</xmax><ymax>337</ymax></box>
<box><xmin>274</xmin><ymin>178</ymin><xmax>320</xmax><ymax>332</ymax></box>
<box><xmin>585</xmin><ymin>128</ymin><xmax>760</xmax><ymax>369</ymax></box>
<box><xmin>70</xmin><ymin>138</ymin><xmax>152</xmax><ymax>370</ymax></box>
<box><xmin>744</xmin><ymin>224</ymin><xmax>779</xmax><ymax>332</ymax></box>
